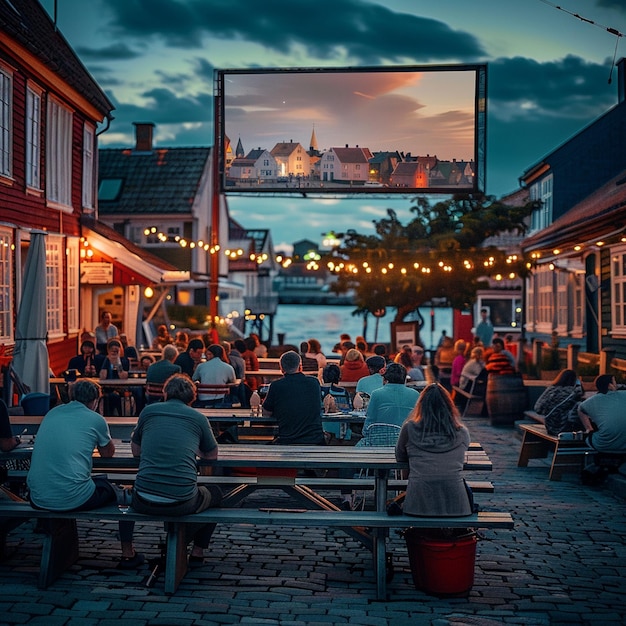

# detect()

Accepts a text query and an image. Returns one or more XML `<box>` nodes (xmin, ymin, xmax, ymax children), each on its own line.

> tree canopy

<box><xmin>326</xmin><ymin>193</ymin><xmax>538</xmax><ymax>323</ymax></box>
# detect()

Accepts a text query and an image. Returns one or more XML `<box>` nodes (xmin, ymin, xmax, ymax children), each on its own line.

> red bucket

<box><xmin>404</xmin><ymin>529</ymin><xmax>477</xmax><ymax>596</ymax></box>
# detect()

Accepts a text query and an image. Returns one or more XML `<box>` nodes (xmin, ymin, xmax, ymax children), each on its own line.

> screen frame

<box><xmin>215</xmin><ymin>64</ymin><xmax>487</xmax><ymax>197</ymax></box>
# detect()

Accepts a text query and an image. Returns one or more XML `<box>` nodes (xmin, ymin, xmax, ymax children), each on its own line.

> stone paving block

<box><xmin>2</xmin><ymin>418</ymin><xmax>626</xmax><ymax>624</ymax></box>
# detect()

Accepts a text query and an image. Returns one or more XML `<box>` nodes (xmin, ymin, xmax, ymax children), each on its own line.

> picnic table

<box><xmin>87</xmin><ymin>441</ymin><xmax>492</xmax><ymax>512</ymax></box>
<box><xmin>0</xmin><ymin>440</ymin><xmax>500</xmax><ymax>599</ymax></box>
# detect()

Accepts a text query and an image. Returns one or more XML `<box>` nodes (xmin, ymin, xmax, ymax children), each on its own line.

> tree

<box><xmin>326</xmin><ymin>193</ymin><xmax>537</xmax><ymax>325</ymax></box>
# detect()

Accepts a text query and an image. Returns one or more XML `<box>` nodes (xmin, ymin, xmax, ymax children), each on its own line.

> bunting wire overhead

<box><xmin>538</xmin><ymin>0</ymin><xmax>624</xmax><ymax>83</ymax></box>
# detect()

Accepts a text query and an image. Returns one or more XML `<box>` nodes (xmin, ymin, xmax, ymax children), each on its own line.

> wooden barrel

<box><xmin>486</xmin><ymin>375</ymin><xmax>527</xmax><ymax>426</ymax></box>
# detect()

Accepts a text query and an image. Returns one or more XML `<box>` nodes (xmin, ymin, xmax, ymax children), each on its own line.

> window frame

<box><xmin>529</xmin><ymin>263</ymin><xmax>555</xmax><ymax>334</ymax></box>
<box><xmin>0</xmin><ymin>62</ymin><xmax>13</xmax><ymax>180</ymax></box>
<box><xmin>611</xmin><ymin>244</ymin><xmax>626</xmax><ymax>334</ymax></box>
<box><xmin>46</xmin><ymin>97</ymin><xmax>73</xmax><ymax>209</ymax></box>
<box><xmin>0</xmin><ymin>227</ymin><xmax>13</xmax><ymax>342</ymax></box>
<box><xmin>82</xmin><ymin>124</ymin><xmax>95</xmax><ymax>209</ymax></box>
<box><xmin>529</xmin><ymin>174</ymin><xmax>553</xmax><ymax>232</ymax></box>
<box><xmin>66</xmin><ymin>237</ymin><xmax>79</xmax><ymax>333</ymax></box>
<box><xmin>46</xmin><ymin>235</ymin><xmax>64</xmax><ymax>339</ymax></box>
<box><xmin>25</xmin><ymin>83</ymin><xmax>43</xmax><ymax>190</ymax></box>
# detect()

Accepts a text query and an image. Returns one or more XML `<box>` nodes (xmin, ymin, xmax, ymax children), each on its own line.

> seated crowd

<box><xmin>7</xmin><ymin>323</ymin><xmax>626</xmax><ymax>574</ymax></box>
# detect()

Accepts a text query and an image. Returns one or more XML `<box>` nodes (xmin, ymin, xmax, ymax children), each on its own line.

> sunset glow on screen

<box><xmin>217</xmin><ymin>64</ymin><xmax>486</xmax><ymax>195</ymax></box>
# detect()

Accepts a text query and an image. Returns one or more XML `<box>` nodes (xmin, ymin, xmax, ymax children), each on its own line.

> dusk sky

<box><xmin>41</xmin><ymin>0</ymin><xmax>626</xmax><ymax>252</ymax></box>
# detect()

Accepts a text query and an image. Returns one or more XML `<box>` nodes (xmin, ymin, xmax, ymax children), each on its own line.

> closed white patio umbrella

<box><xmin>12</xmin><ymin>230</ymin><xmax>50</xmax><ymax>396</ymax></box>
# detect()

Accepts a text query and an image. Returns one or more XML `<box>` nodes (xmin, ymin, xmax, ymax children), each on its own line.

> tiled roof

<box><xmin>98</xmin><ymin>147</ymin><xmax>211</xmax><ymax>215</ymax></box>
<box><xmin>231</xmin><ymin>157</ymin><xmax>256</xmax><ymax>167</ymax></box>
<box><xmin>245</xmin><ymin>149</ymin><xmax>267</xmax><ymax>160</ymax></box>
<box><xmin>0</xmin><ymin>0</ymin><xmax>113</xmax><ymax>116</ymax></box>
<box><xmin>271</xmin><ymin>142</ymin><xmax>302</xmax><ymax>157</ymax></box>
<box><xmin>331</xmin><ymin>147</ymin><xmax>373</xmax><ymax>163</ymax></box>
<box><xmin>393</xmin><ymin>162</ymin><xmax>421</xmax><ymax>175</ymax></box>
<box><xmin>369</xmin><ymin>151</ymin><xmax>401</xmax><ymax>164</ymax></box>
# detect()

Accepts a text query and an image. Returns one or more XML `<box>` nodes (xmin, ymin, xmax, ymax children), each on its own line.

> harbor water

<box><xmin>271</xmin><ymin>304</ymin><xmax>453</xmax><ymax>353</ymax></box>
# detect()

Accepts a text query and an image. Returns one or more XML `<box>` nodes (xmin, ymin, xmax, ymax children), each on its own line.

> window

<box><xmin>556</xmin><ymin>270</ymin><xmax>568</xmax><ymax>332</ymax></box>
<box><xmin>25</xmin><ymin>86</ymin><xmax>42</xmax><ymax>188</ymax></box>
<box><xmin>98</xmin><ymin>178</ymin><xmax>123</xmax><ymax>201</ymax></box>
<box><xmin>46</xmin><ymin>98</ymin><xmax>73</xmax><ymax>207</ymax></box>
<box><xmin>0</xmin><ymin>228</ymin><xmax>12</xmax><ymax>341</ymax></box>
<box><xmin>530</xmin><ymin>175</ymin><xmax>553</xmax><ymax>232</ymax></box>
<box><xmin>611</xmin><ymin>246</ymin><xmax>626</xmax><ymax>333</ymax></box>
<box><xmin>46</xmin><ymin>236</ymin><xmax>63</xmax><ymax>337</ymax></box>
<box><xmin>82</xmin><ymin>125</ymin><xmax>95</xmax><ymax>209</ymax></box>
<box><xmin>0</xmin><ymin>65</ymin><xmax>12</xmax><ymax>178</ymax></box>
<box><xmin>531</xmin><ymin>264</ymin><xmax>554</xmax><ymax>331</ymax></box>
<box><xmin>572</xmin><ymin>273</ymin><xmax>584</xmax><ymax>333</ymax></box>
<box><xmin>66</xmin><ymin>238</ymin><xmax>79</xmax><ymax>332</ymax></box>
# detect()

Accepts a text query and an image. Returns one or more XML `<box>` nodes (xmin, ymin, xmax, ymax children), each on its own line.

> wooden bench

<box><xmin>81</xmin><ymin>473</ymin><xmax>495</xmax><ymax>494</ymax></box>
<box><xmin>522</xmin><ymin>410</ymin><xmax>546</xmax><ymax>424</ymax></box>
<box><xmin>0</xmin><ymin>501</ymin><xmax>513</xmax><ymax>600</ymax></box>
<box><xmin>517</xmin><ymin>422</ymin><xmax>589</xmax><ymax>480</ymax></box>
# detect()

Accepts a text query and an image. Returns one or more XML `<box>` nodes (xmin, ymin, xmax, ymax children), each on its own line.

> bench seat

<box><xmin>0</xmin><ymin>501</ymin><xmax>513</xmax><ymax>599</ymax></box>
<box><xmin>84</xmin><ymin>473</ymin><xmax>496</xmax><ymax>494</ymax></box>
<box><xmin>522</xmin><ymin>410</ymin><xmax>546</xmax><ymax>424</ymax></box>
<box><xmin>517</xmin><ymin>422</ymin><xmax>588</xmax><ymax>480</ymax></box>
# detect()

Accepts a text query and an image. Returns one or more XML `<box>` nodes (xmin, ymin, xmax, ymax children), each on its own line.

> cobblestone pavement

<box><xmin>1</xmin><ymin>417</ymin><xmax>625</xmax><ymax>626</ymax></box>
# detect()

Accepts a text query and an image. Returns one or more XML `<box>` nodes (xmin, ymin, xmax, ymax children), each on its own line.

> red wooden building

<box><xmin>0</xmin><ymin>0</ymin><xmax>118</xmax><ymax>374</ymax></box>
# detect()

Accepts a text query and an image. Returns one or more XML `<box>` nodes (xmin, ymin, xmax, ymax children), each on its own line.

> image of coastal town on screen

<box><xmin>219</xmin><ymin>65</ymin><xmax>485</xmax><ymax>195</ymax></box>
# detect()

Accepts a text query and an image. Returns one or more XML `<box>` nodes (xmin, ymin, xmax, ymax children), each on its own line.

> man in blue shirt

<box><xmin>27</xmin><ymin>379</ymin><xmax>141</xmax><ymax>569</ymax></box>
<box><xmin>356</xmin><ymin>356</ymin><xmax>386</xmax><ymax>396</ymax></box>
<box><xmin>363</xmin><ymin>363</ymin><xmax>420</xmax><ymax>432</ymax></box>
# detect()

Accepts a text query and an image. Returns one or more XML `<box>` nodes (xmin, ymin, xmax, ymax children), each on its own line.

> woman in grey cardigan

<box><xmin>395</xmin><ymin>383</ymin><xmax>473</xmax><ymax>517</ymax></box>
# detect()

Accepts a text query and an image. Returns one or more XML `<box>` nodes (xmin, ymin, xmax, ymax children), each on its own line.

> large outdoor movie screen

<box><xmin>217</xmin><ymin>64</ymin><xmax>486</xmax><ymax>195</ymax></box>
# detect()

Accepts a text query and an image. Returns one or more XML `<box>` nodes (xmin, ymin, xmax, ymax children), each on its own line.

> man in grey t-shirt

<box><xmin>131</xmin><ymin>374</ymin><xmax>221</xmax><ymax>563</ymax></box>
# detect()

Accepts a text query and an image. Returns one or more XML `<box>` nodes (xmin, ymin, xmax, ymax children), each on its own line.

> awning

<box><xmin>82</xmin><ymin>218</ymin><xmax>189</xmax><ymax>285</ymax></box>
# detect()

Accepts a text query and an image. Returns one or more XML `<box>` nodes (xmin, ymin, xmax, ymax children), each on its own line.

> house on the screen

<box><xmin>319</xmin><ymin>146</ymin><xmax>373</xmax><ymax>184</ymax></box>
<box><xmin>228</xmin><ymin>149</ymin><xmax>278</xmax><ymax>182</ymax></box>
<box><xmin>390</xmin><ymin>161</ymin><xmax>429</xmax><ymax>188</ymax></box>
<box><xmin>368</xmin><ymin>151</ymin><xmax>403</xmax><ymax>185</ymax></box>
<box><xmin>270</xmin><ymin>141</ymin><xmax>311</xmax><ymax>179</ymax></box>
<box><xmin>429</xmin><ymin>160</ymin><xmax>476</xmax><ymax>188</ymax></box>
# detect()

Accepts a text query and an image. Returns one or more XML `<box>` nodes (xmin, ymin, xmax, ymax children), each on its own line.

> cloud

<box><xmin>223</xmin><ymin>69</ymin><xmax>477</xmax><ymax>159</ymax></box>
<box><xmin>85</xmin><ymin>65</ymin><xmax>125</xmax><ymax>87</ymax></box>
<box><xmin>596</xmin><ymin>0</ymin><xmax>626</xmax><ymax>16</ymax></box>
<box><xmin>154</xmin><ymin>69</ymin><xmax>194</xmax><ymax>89</ymax></box>
<box><xmin>489</xmin><ymin>55</ymin><xmax>616</xmax><ymax>120</ymax></box>
<box><xmin>75</xmin><ymin>42</ymin><xmax>144</xmax><ymax>61</ymax></box>
<box><xmin>193</xmin><ymin>58</ymin><xmax>216</xmax><ymax>81</ymax></box>
<box><xmin>102</xmin><ymin>0</ymin><xmax>486</xmax><ymax>63</ymax></box>
<box><xmin>112</xmin><ymin>87</ymin><xmax>213</xmax><ymax>126</ymax></box>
